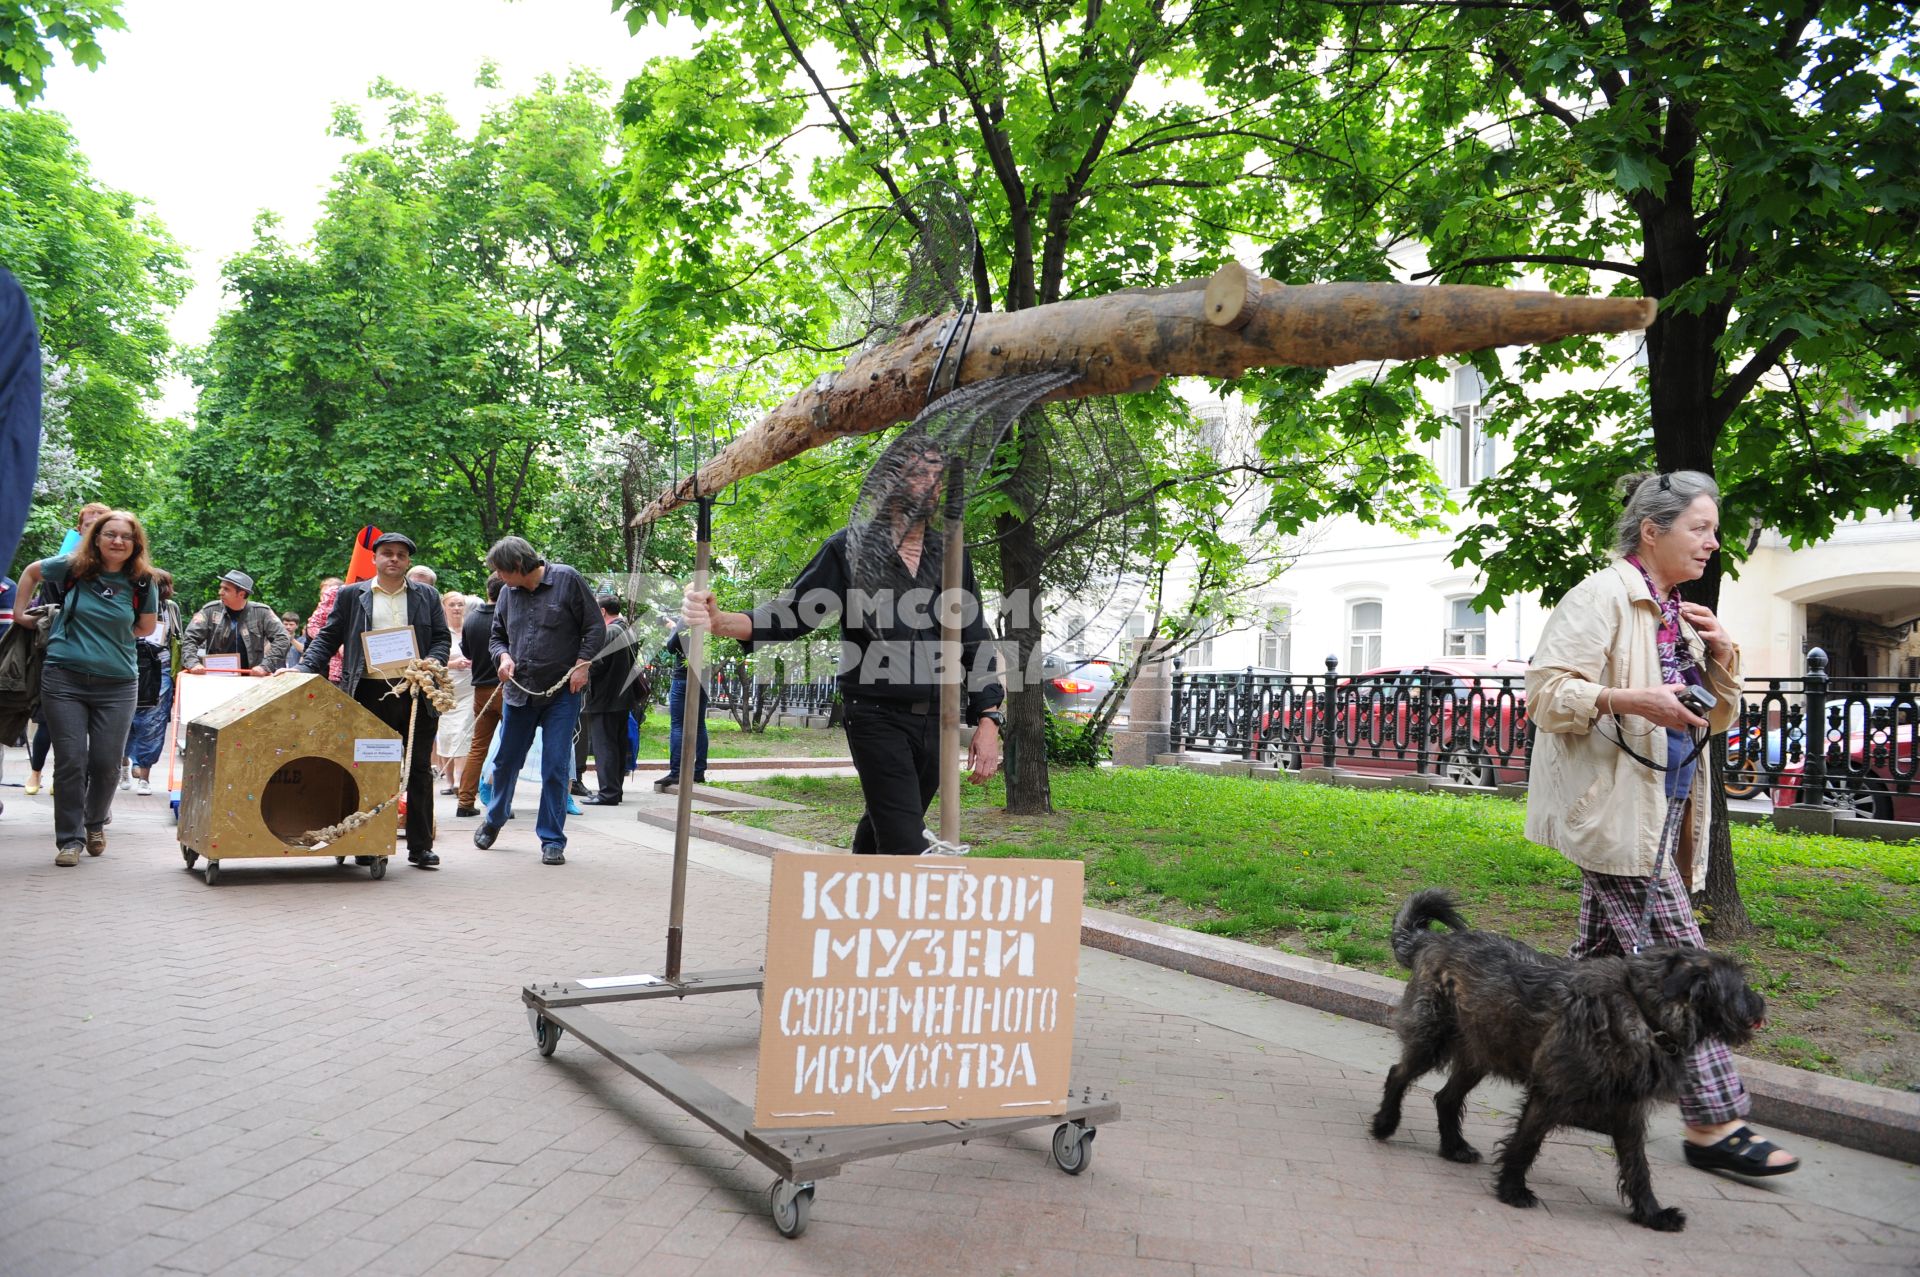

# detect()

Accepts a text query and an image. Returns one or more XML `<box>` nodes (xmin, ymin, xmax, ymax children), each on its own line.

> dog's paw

<box><xmin>1495</xmin><ymin>1180</ymin><xmax>1539</xmax><ymax>1209</ymax></box>
<box><xmin>1440</xmin><ymin>1141</ymin><xmax>1482</xmax><ymax>1164</ymax></box>
<box><xmin>1632</xmin><ymin>1205</ymin><xmax>1686</xmax><ymax>1233</ymax></box>
<box><xmin>1370</xmin><ymin>1110</ymin><xmax>1400</xmax><ymax>1141</ymax></box>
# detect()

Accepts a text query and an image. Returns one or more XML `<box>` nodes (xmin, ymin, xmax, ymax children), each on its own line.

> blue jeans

<box><xmin>485</xmin><ymin>690</ymin><xmax>582</xmax><ymax>849</ymax></box>
<box><xmin>124</xmin><ymin>669</ymin><xmax>173</xmax><ymax>769</ymax></box>
<box><xmin>667</xmin><ymin>676</ymin><xmax>709</xmax><ymax>781</ymax></box>
<box><xmin>40</xmin><ymin>665</ymin><xmax>138</xmax><ymax>848</ymax></box>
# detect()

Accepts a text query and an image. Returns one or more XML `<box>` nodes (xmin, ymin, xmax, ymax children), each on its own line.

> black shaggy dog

<box><xmin>1369</xmin><ymin>890</ymin><xmax>1766</xmax><ymax>1232</ymax></box>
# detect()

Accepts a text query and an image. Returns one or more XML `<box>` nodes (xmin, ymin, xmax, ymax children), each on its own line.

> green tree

<box><xmin>0</xmin><ymin>108</ymin><xmax>186</xmax><ymax>537</ymax></box>
<box><xmin>604</xmin><ymin>0</ymin><xmax>1418</xmax><ymax>812</ymax></box>
<box><xmin>1219</xmin><ymin>0</ymin><xmax>1920</xmax><ymax>932</ymax></box>
<box><xmin>1</xmin><ymin>0</ymin><xmax>121</xmax><ymax>105</ymax></box>
<box><xmin>162</xmin><ymin>71</ymin><xmax>654</xmax><ymax>609</ymax></box>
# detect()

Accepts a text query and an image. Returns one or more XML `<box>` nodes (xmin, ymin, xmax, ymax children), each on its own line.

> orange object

<box><xmin>346</xmin><ymin>526</ymin><xmax>382</xmax><ymax>584</ymax></box>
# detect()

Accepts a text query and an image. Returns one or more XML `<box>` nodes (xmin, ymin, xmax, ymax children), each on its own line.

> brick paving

<box><xmin>1</xmin><ymin>773</ymin><xmax>1916</xmax><ymax>1277</ymax></box>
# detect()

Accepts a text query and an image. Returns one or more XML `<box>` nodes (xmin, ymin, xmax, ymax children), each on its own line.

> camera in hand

<box><xmin>1676</xmin><ymin>685</ymin><xmax>1716</xmax><ymax>716</ymax></box>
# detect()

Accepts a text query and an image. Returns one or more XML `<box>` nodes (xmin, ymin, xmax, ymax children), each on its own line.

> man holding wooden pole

<box><xmin>682</xmin><ymin>437</ymin><xmax>1003</xmax><ymax>855</ymax></box>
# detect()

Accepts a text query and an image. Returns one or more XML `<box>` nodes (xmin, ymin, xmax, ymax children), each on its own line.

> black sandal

<box><xmin>1683</xmin><ymin>1126</ymin><xmax>1799</xmax><ymax>1177</ymax></box>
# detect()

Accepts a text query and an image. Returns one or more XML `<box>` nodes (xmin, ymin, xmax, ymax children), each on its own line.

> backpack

<box><xmin>0</xmin><ymin>606</ymin><xmax>53</xmax><ymax>746</ymax></box>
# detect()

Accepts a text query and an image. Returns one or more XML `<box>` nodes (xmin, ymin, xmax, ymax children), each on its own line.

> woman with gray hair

<box><xmin>1524</xmin><ymin>470</ymin><xmax>1798</xmax><ymax>1178</ymax></box>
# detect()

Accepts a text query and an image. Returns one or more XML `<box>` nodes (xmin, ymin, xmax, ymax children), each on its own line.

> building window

<box><xmin>1259</xmin><ymin>606</ymin><xmax>1292</xmax><ymax>670</ymax></box>
<box><xmin>1445</xmin><ymin>596</ymin><xmax>1487</xmax><ymax>657</ymax></box>
<box><xmin>1348</xmin><ymin>600</ymin><xmax>1383</xmax><ymax>671</ymax></box>
<box><xmin>1438</xmin><ymin>365</ymin><xmax>1495</xmax><ymax>488</ymax></box>
<box><xmin>1126</xmin><ymin>611</ymin><xmax>1149</xmax><ymax>640</ymax></box>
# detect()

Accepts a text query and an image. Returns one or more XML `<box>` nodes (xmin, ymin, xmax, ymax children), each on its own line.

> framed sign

<box><xmin>754</xmin><ymin>854</ymin><xmax>1084</xmax><ymax>1129</ymax></box>
<box><xmin>202</xmin><ymin>653</ymin><xmax>242</xmax><ymax>674</ymax></box>
<box><xmin>360</xmin><ymin>626</ymin><xmax>419</xmax><ymax>679</ymax></box>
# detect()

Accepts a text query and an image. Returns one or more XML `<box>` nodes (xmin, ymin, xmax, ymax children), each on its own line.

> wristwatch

<box><xmin>977</xmin><ymin>710</ymin><xmax>1005</xmax><ymax>728</ymax></box>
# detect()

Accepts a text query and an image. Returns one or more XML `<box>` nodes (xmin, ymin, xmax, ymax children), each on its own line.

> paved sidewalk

<box><xmin>1</xmin><ymin>781</ymin><xmax>1915</xmax><ymax>1277</ymax></box>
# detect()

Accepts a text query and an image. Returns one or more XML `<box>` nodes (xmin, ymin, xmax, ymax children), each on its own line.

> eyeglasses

<box><xmin>98</xmin><ymin>531</ymin><xmax>135</xmax><ymax>543</ymax></box>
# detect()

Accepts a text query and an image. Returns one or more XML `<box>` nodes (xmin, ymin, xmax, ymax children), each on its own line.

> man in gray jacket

<box><xmin>180</xmin><ymin>571</ymin><xmax>289</xmax><ymax>675</ymax></box>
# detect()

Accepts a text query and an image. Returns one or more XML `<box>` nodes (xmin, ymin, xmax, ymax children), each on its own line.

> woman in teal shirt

<box><xmin>13</xmin><ymin>510</ymin><xmax>158</xmax><ymax>866</ymax></box>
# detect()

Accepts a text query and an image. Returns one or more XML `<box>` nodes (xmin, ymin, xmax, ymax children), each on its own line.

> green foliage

<box><xmin>1043</xmin><ymin>708</ymin><xmax>1110</xmax><ymax>767</ymax></box>
<box><xmin>152</xmin><ymin>72</ymin><xmax>662</xmax><ymax>611</ymax></box>
<box><xmin>0</xmin><ymin>0</ymin><xmax>122</xmax><ymax>104</ymax></box>
<box><xmin>1232</xmin><ymin>0</ymin><xmax>1920</xmax><ymax>606</ymax></box>
<box><xmin>0</xmin><ymin>107</ymin><xmax>186</xmax><ymax>559</ymax></box>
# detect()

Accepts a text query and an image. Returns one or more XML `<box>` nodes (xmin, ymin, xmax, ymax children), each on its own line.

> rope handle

<box><xmin>289</xmin><ymin>658</ymin><xmax>457</xmax><ymax>849</ymax></box>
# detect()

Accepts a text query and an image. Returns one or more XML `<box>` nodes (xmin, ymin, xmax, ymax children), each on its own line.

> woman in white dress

<box><xmin>434</xmin><ymin>591</ymin><xmax>476</xmax><ymax>792</ymax></box>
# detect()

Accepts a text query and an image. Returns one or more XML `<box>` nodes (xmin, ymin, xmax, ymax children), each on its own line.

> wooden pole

<box><xmin>937</xmin><ymin>468</ymin><xmax>964</xmax><ymax>848</ymax></box>
<box><xmin>635</xmin><ymin>265</ymin><xmax>1656</xmax><ymax>523</ymax></box>
<box><xmin>665</xmin><ymin>497</ymin><xmax>711</xmax><ymax>981</ymax></box>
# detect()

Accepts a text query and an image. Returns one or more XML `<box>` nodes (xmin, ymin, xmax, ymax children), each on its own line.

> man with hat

<box><xmin>181</xmin><ymin>570</ymin><xmax>290</xmax><ymax>676</ymax></box>
<box><xmin>287</xmin><ymin>532</ymin><xmax>451</xmax><ymax>868</ymax></box>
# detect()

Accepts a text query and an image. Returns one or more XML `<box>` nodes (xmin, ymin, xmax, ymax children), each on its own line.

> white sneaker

<box><xmin>118</xmin><ymin>763</ymin><xmax>132</xmax><ymax>791</ymax></box>
<box><xmin>136</xmin><ymin>778</ymin><xmax>152</xmax><ymax>796</ymax></box>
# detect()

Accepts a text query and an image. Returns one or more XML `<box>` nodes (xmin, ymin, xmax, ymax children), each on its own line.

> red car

<box><xmin>1769</xmin><ymin>698</ymin><xmax>1918</xmax><ymax>822</ymax></box>
<box><xmin>1252</xmin><ymin>659</ymin><xmax>1530</xmax><ymax>786</ymax></box>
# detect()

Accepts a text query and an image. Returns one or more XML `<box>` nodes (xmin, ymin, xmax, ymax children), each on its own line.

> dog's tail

<box><xmin>1391</xmin><ymin>890</ymin><xmax>1469</xmax><ymax>968</ymax></box>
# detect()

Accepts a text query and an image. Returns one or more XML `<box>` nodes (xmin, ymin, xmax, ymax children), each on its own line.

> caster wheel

<box><xmin>531</xmin><ymin>1013</ymin><xmax>562</xmax><ymax>1057</ymax></box>
<box><xmin>181</xmin><ymin>845</ymin><xmax>198</xmax><ymax>869</ymax></box>
<box><xmin>1051</xmin><ymin>1122</ymin><xmax>1094</xmax><ymax>1175</ymax></box>
<box><xmin>336</xmin><ymin>856</ymin><xmax>347</xmax><ymax>866</ymax></box>
<box><xmin>769</xmin><ymin>1179</ymin><xmax>813</xmax><ymax>1238</ymax></box>
<box><xmin>368</xmin><ymin>857</ymin><xmax>387</xmax><ymax>880</ymax></box>
<box><xmin>204</xmin><ymin>859</ymin><xmax>220</xmax><ymax>886</ymax></box>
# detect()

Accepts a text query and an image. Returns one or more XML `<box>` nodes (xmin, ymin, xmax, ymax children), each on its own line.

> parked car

<box><xmin>1252</xmin><ymin>659</ymin><xmax>1530</xmax><ymax>785</ymax></box>
<box><xmin>1768</xmin><ymin>697</ymin><xmax>1918</xmax><ymax>821</ymax></box>
<box><xmin>1041</xmin><ymin>651</ymin><xmax>1118</xmax><ymax>717</ymax></box>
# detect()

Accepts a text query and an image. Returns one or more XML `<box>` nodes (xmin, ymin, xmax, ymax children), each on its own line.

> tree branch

<box><xmin>1414</xmin><ymin>253</ymin><xmax>1644</xmax><ymax>280</ymax></box>
<box><xmin>1715</xmin><ymin>327</ymin><xmax>1799</xmax><ymax>417</ymax></box>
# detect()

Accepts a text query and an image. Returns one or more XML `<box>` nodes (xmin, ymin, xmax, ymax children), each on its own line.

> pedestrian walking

<box><xmin>473</xmin><ymin>537</ymin><xmax>604</xmax><ymax>865</ymax></box>
<box><xmin>22</xmin><ymin>502</ymin><xmax>111</xmax><ymax>795</ymax></box>
<box><xmin>434</xmin><ymin>589</ymin><xmax>476</xmax><ymax>794</ymax></box>
<box><xmin>455</xmin><ymin>576</ymin><xmax>504</xmax><ymax>818</ymax></box>
<box><xmin>579</xmin><ymin>595</ymin><xmax>637</xmax><ymax>806</ymax></box>
<box><xmin>288</xmin><ymin>532</ymin><xmax>451</xmax><ymax>869</ymax></box>
<box><xmin>1526</xmin><ymin>470</ymin><xmax>1798</xmax><ymax>1177</ymax></box>
<box><xmin>653</xmin><ymin>618</ymin><xmax>709</xmax><ymax>793</ymax></box>
<box><xmin>122</xmin><ymin>569</ymin><xmax>182</xmax><ymax>797</ymax></box>
<box><xmin>11</xmin><ymin>511</ymin><xmax>159</xmax><ymax>866</ymax></box>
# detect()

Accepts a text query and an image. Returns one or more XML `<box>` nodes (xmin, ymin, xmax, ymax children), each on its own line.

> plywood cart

<box><xmin>176</xmin><ymin>673</ymin><xmax>402</xmax><ymax>884</ymax></box>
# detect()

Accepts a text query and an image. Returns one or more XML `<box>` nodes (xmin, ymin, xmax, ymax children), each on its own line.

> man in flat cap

<box><xmin>181</xmin><ymin>570</ymin><xmax>290</xmax><ymax>676</ymax></box>
<box><xmin>290</xmin><ymin>532</ymin><xmax>451</xmax><ymax>868</ymax></box>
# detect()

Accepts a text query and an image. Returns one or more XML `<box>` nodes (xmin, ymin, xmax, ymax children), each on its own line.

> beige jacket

<box><xmin>1524</xmin><ymin>560</ymin><xmax>1741</xmax><ymax>889</ymax></box>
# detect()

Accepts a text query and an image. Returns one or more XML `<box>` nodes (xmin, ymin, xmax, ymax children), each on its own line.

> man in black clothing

<box><xmin>288</xmin><ymin>531</ymin><xmax>451</xmax><ymax>868</ymax></box>
<box><xmin>454</xmin><ymin>575</ymin><xmax>504</xmax><ymax>817</ymax></box>
<box><xmin>579</xmin><ymin>595</ymin><xmax>637</xmax><ymax>805</ymax></box>
<box><xmin>682</xmin><ymin>446</ymin><xmax>1003</xmax><ymax>854</ymax></box>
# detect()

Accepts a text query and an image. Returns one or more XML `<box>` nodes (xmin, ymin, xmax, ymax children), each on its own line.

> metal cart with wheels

<box><xmin>519</xmin><ymin>971</ymin><xmax>1118</xmax><ymax>1239</ymax></box>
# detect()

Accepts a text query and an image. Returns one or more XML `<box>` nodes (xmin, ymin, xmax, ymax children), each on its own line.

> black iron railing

<box><xmin>700</xmin><ymin>659</ymin><xmax>839</xmax><ymax>718</ymax></box>
<box><xmin>1171</xmin><ymin>647</ymin><xmax>1918</xmax><ymax>818</ymax></box>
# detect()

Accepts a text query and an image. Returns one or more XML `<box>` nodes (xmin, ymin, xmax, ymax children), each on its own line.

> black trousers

<box><xmin>583</xmin><ymin>710</ymin><xmax>628</xmax><ymax>801</ymax></box>
<box><xmin>843</xmin><ymin>698</ymin><xmax>940</xmax><ymax>855</ymax></box>
<box><xmin>355</xmin><ymin>679</ymin><xmax>439</xmax><ymax>852</ymax></box>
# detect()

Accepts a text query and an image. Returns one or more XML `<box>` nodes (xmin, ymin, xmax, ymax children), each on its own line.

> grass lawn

<box><xmin>717</xmin><ymin>765</ymin><xmax>1920</xmax><ymax>1090</ymax></box>
<box><xmin>629</xmin><ymin>711</ymin><xmax>849</xmax><ymax>761</ymax></box>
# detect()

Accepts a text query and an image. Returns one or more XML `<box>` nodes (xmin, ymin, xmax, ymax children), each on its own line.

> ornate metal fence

<box><xmin>1171</xmin><ymin>647</ymin><xmax>1918</xmax><ymax>818</ymax></box>
<box><xmin>700</xmin><ymin>658</ymin><xmax>839</xmax><ymax>720</ymax></box>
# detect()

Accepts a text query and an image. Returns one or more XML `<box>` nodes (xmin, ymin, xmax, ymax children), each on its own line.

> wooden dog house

<box><xmin>177</xmin><ymin>673</ymin><xmax>403</xmax><ymax>883</ymax></box>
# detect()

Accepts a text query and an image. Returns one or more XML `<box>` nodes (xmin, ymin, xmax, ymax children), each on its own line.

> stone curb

<box><xmin>661</xmin><ymin>810</ymin><xmax>1920</xmax><ymax>1165</ymax></box>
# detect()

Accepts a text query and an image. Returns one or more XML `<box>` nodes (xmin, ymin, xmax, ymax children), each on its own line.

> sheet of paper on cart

<box><xmin>202</xmin><ymin>654</ymin><xmax>242</xmax><ymax>674</ymax></box>
<box><xmin>755</xmin><ymin>854</ymin><xmax>1084</xmax><ymax>1128</ymax></box>
<box><xmin>577</xmin><ymin>974</ymin><xmax>665</xmax><ymax>989</ymax></box>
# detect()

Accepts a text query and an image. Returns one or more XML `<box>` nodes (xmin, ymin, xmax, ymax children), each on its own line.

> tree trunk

<box><xmin>635</xmin><ymin>267</ymin><xmax>1655</xmax><ymax>521</ymax></box>
<box><xmin>997</xmin><ymin>503</ymin><xmax>1052</xmax><ymax>816</ymax></box>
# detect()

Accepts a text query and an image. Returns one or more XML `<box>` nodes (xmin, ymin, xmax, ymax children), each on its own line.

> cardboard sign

<box><xmin>360</xmin><ymin>626</ymin><xmax>419</xmax><ymax>679</ymax></box>
<box><xmin>754</xmin><ymin>854</ymin><xmax>1084</xmax><ymax>1128</ymax></box>
<box><xmin>202</xmin><ymin>653</ymin><xmax>241</xmax><ymax>674</ymax></box>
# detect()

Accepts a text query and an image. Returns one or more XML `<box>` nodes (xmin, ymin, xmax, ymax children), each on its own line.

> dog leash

<box><xmin>1630</xmin><ymin>724</ymin><xmax>1706</xmax><ymax>955</ymax></box>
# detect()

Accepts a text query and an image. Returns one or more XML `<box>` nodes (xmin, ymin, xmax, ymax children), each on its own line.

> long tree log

<box><xmin>636</xmin><ymin>262</ymin><xmax>1655</xmax><ymax>522</ymax></box>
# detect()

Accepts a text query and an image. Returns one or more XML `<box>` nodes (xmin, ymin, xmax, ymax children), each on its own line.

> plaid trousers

<box><xmin>1572</xmin><ymin>862</ymin><xmax>1751</xmax><ymax>1126</ymax></box>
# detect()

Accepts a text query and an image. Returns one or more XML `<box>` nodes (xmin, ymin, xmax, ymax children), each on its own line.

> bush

<box><xmin>1044</xmin><ymin>710</ymin><xmax>1111</xmax><ymax>767</ymax></box>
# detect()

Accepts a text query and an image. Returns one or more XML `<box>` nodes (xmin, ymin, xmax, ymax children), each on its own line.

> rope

<box><xmin>289</xmin><ymin>658</ymin><xmax>457</xmax><ymax>849</ymax></box>
<box><xmin>924</xmin><ymin>835</ymin><xmax>971</xmax><ymax>857</ymax></box>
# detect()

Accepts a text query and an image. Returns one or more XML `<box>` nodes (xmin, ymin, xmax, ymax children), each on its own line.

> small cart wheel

<box><xmin>203</xmin><ymin>858</ymin><xmax>220</xmax><ymax>886</ymax></box>
<box><xmin>180</xmin><ymin>845</ymin><xmax>198</xmax><ymax>869</ymax></box>
<box><xmin>769</xmin><ymin>1179</ymin><xmax>813</xmax><ymax>1238</ymax></box>
<box><xmin>1050</xmin><ymin>1122</ymin><xmax>1094</xmax><ymax>1175</ymax></box>
<box><xmin>368</xmin><ymin>857</ymin><xmax>388</xmax><ymax>880</ymax></box>
<box><xmin>335</xmin><ymin>856</ymin><xmax>347</xmax><ymax>866</ymax></box>
<box><xmin>532</xmin><ymin>1014</ymin><xmax>562</xmax><ymax>1057</ymax></box>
